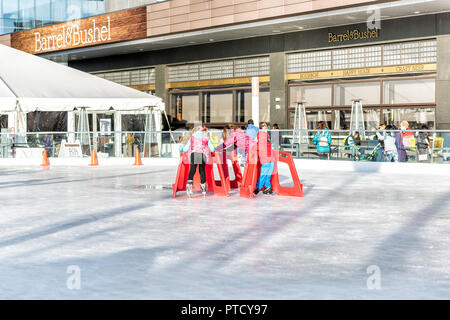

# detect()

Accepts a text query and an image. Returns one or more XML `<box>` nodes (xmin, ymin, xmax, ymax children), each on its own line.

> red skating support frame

<box><xmin>239</xmin><ymin>148</ymin><xmax>303</xmax><ymax>198</ymax></box>
<box><xmin>172</xmin><ymin>152</ymin><xmax>229</xmax><ymax>197</ymax></box>
<box><xmin>271</xmin><ymin>151</ymin><xmax>304</xmax><ymax>197</ymax></box>
<box><xmin>218</xmin><ymin>150</ymin><xmax>242</xmax><ymax>190</ymax></box>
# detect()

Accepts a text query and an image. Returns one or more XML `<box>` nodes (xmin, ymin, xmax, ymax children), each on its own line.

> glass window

<box><xmin>52</xmin><ymin>0</ymin><xmax>67</xmax><ymax>23</ymax></box>
<box><xmin>202</xmin><ymin>92</ymin><xmax>233</xmax><ymax>124</ymax></box>
<box><xmin>305</xmin><ymin>110</ymin><xmax>332</xmax><ymax>130</ymax></box>
<box><xmin>27</xmin><ymin>111</ymin><xmax>68</xmax><ymax>131</ymax></box>
<box><xmin>332</xmin><ymin>110</ymin><xmax>351</xmax><ymax>130</ymax></box>
<box><xmin>2</xmin><ymin>0</ymin><xmax>18</xmax><ymax>34</ymax></box>
<box><xmin>364</xmin><ymin>109</ymin><xmax>380</xmax><ymax>131</ymax></box>
<box><xmin>290</xmin><ymin>85</ymin><xmax>332</xmax><ymax>107</ymax></box>
<box><xmin>181</xmin><ymin>94</ymin><xmax>200</xmax><ymax>124</ymax></box>
<box><xmin>18</xmin><ymin>0</ymin><xmax>35</xmax><ymax>30</ymax></box>
<box><xmin>334</xmin><ymin>82</ymin><xmax>381</xmax><ymax>106</ymax></box>
<box><xmin>122</xmin><ymin>114</ymin><xmax>146</xmax><ymax>131</ymax></box>
<box><xmin>0</xmin><ymin>114</ymin><xmax>8</xmax><ymax>129</ymax></box>
<box><xmin>383</xmin><ymin>79</ymin><xmax>435</xmax><ymax>104</ymax></box>
<box><xmin>382</xmin><ymin>108</ymin><xmax>435</xmax><ymax>129</ymax></box>
<box><xmin>67</xmin><ymin>0</ymin><xmax>83</xmax><ymax>20</ymax></box>
<box><xmin>234</xmin><ymin>88</ymin><xmax>270</xmax><ymax>124</ymax></box>
<box><xmin>35</xmin><ymin>0</ymin><xmax>51</xmax><ymax>27</ymax></box>
<box><xmin>235</xmin><ymin>90</ymin><xmax>252</xmax><ymax>123</ymax></box>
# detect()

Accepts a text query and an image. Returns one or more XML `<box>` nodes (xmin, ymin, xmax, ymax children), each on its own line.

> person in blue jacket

<box><xmin>312</xmin><ymin>121</ymin><xmax>332</xmax><ymax>160</ymax></box>
<box><xmin>246</xmin><ymin>119</ymin><xmax>259</xmax><ymax>141</ymax></box>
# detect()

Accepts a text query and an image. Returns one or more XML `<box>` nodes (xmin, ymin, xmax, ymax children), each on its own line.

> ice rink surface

<box><xmin>0</xmin><ymin>163</ymin><xmax>449</xmax><ymax>299</ymax></box>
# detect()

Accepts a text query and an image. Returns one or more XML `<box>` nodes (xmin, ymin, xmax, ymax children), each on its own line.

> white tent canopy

<box><xmin>0</xmin><ymin>75</ymin><xmax>16</xmax><ymax>111</ymax></box>
<box><xmin>0</xmin><ymin>44</ymin><xmax>164</xmax><ymax>113</ymax></box>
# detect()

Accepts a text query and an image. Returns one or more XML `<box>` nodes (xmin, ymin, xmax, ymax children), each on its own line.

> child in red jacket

<box><xmin>254</xmin><ymin>131</ymin><xmax>276</xmax><ymax>195</ymax></box>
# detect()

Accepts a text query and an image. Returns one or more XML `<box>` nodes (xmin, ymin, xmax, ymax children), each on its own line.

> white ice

<box><xmin>0</xmin><ymin>162</ymin><xmax>449</xmax><ymax>299</ymax></box>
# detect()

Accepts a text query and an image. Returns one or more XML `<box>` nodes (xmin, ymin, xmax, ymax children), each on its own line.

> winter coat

<box><xmin>376</xmin><ymin>131</ymin><xmax>397</xmax><ymax>153</ymax></box>
<box><xmin>395</xmin><ymin>132</ymin><xmax>408</xmax><ymax>162</ymax></box>
<box><xmin>246</xmin><ymin>124</ymin><xmax>259</xmax><ymax>141</ymax></box>
<box><xmin>415</xmin><ymin>132</ymin><xmax>430</xmax><ymax>151</ymax></box>
<box><xmin>312</xmin><ymin>129</ymin><xmax>332</xmax><ymax>153</ymax></box>
<box><xmin>219</xmin><ymin>130</ymin><xmax>256</xmax><ymax>155</ymax></box>
<box><xmin>257</xmin><ymin>131</ymin><xmax>275</xmax><ymax>164</ymax></box>
<box><xmin>182</xmin><ymin>131</ymin><xmax>215</xmax><ymax>161</ymax></box>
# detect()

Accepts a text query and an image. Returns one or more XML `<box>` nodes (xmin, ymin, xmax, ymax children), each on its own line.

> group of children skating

<box><xmin>180</xmin><ymin>120</ymin><xmax>276</xmax><ymax>197</ymax></box>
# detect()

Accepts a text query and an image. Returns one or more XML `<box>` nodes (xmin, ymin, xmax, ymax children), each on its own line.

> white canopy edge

<box><xmin>0</xmin><ymin>98</ymin><xmax>16</xmax><ymax>112</ymax></box>
<box><xmin>15</xmin><ymin>97</ymin><xmax>165</xmax><ymax>113</ymax></box>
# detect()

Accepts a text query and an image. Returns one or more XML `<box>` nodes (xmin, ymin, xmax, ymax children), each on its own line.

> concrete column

<box><xmin>436</xmin><ymin>35</ymin><xmax>450</xmax><ymax>130</ymax></box>
<box><xmin>155</xmin><ymin>65</ymin><xmax>169</xmax><ymax>113</ymax></box>
<box><xmin>269</xmin><ymin>52</ymin><xmax>288</xmax><ymax>129</ymax></box>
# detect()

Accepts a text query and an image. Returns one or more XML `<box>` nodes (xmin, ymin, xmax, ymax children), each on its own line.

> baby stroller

<box><xmin>366</xmin><ymin>142</ymin><xmax>384</xmax><ymax>162</ymax></box>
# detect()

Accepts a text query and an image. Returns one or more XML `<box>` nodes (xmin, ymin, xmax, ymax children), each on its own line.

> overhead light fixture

<box><xmin>209</xmin><ymin>38</ymin><xmax>214</xmax><ymax>42</ymax></box>
<box><xmin>414</xmin><ymin>11</ymin><xmax>421</xmax><ymax>14</ymax></box>
<box><xmin>272</xmin><ymin>30</ymin><xmax>280</xmax><ymax>33</ymax></box>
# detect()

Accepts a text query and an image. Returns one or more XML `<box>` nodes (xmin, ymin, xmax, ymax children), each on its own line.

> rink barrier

<box><xmin>271</xmin><ymin>151</ymin><xmax>304</xmax><ymax>197</ymax></box>
<box><xmin>240</xmin><ymin>148</ymin><xmax>304</xmax><ymax>198</ymax></box>
<box><xmin>239</xmin><ymin>147</ymin><xmax>259</xmax><ymax>198</ymax></box>
<box><xmin>172</xmin><ymin>151</ymin><xmax>229</xmax><ymax>197</ymax></box>
<box><xmin>218</xmin><ymin>150</ymin><xmax>242</xmax><ymax>189</ymax></box>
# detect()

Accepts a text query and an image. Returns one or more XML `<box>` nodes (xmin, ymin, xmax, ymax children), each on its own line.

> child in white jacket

<box><xmin>376</xmin><ymin>125</ymin><xmax>398</xmax><ymax>162</ymax></box>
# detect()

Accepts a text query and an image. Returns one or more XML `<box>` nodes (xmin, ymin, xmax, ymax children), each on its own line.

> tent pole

<box><xmin>162</xmin><ymin>110</ymin><xmax>176</xmax><ymax>144</ymax></box>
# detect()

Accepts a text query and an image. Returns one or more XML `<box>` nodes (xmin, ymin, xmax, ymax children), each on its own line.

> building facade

<box><xmin>1</xmin><ymin>0</ymin><xmax>450</xmax><ymax>132</ymax></box>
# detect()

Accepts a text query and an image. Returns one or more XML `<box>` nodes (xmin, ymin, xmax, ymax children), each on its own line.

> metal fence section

<box><xmin>0</xmin><ymin>129</ymin><xmax>449</xmax><ymax>163</ymax></box>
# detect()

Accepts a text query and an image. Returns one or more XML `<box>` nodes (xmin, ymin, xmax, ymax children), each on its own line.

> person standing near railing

<box><xmin>376</xmin><ymin>125</ymin><xmax>398</xmax><ymax>162</ymax></box>
<box><xmin>126</xmin><ymin>133</ymin><xmax>135</xmax><ymax>157</ymax></box>
<box><xmin>270</xmin><ymin>123</ymin><xmax>282</xmax><ymax>150</ymax></box>
<box><xmin>415</xmin><ymin>124</ymin><xmax>431</xmax><ymax>162</ymax></box>
<box><xmin>246</xmin><ymin>119</ymin><xmax>259</xmax><ymax>141</ymax></box>
<box><xmin>395</xmin><ymin>124</ymin><xmax>408</xmax><ymax>162</ymax></box>
<box><xmin>312</xmin><ymin>122</ymin><xmax>332</xmax><ymax>160</ymax></box>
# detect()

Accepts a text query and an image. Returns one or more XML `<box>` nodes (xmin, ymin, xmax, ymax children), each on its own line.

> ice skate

<box><xmin>200</xmin><ymin>183</ymin><xmax>207</xmax><ymax>196</ymax></box>
<box><xmin>253</xmin><ymin>188</ymin><xmax>260</xmax><ymax>195</ymax></box>
<box><xmin>186</xmin><ymin>180</ymin><xmax>193</xmax><ymax>198</ymax></box>
<box><xmin>263</xmin><ymin>187</ymin><xmax>273</xmax><ymax>195</ymax></box>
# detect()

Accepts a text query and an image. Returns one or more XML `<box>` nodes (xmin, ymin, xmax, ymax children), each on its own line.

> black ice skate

<box><xmin>186</xmin><ymin>180</ymin><xmax>193</xmax><ymax>197</ymax></box>
<box><xmin>263</xmin><ymin>187</ymin><xmax>273</xmax><ymax>195</ymax></box>
<box><xmin>200</xmin><ymin>183</ymin><xmax>207</xmax><ymax>196</ymax></box>
<box><xmin>253</xmin><ymin>188</ymin><xmax>260</xmax><ymax>195</ymax></box>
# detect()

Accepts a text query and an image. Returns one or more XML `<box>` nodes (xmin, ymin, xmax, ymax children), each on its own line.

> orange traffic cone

<box><xmin>133</xmin><ymin>146</ymin><xmax>143</xmax><ymax>166</ymax></box>
<box><xmin>40</xmin><ymin>149</ymin><xmax>50</xmax><ymax>166</ymax></box>
<box><xmin>89</xmin><ymin>148</ymin><xmax>98</xmax><ymax>166</ymax></box>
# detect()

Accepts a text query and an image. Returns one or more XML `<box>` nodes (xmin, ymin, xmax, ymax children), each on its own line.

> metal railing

<box><xmin>0</xmin><ymin>129</ymin><xmax>449</xmax><ymax>164</ymax></box>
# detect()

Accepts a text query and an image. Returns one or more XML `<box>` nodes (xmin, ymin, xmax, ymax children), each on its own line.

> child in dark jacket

<box><xmin>254</xmin><ymin>131</ymin><xmax>276</xmax><ymax>195</ymax></box>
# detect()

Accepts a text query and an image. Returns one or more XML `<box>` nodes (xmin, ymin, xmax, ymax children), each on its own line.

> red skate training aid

<box><xmin>239</xmin><ymin>148</ymin><xmax>304</xmax><ymax>198</ymax></box>
<box><xmin>172</xmin><ymin>152</ymin><xmax>230</xmax><ymax>197</ymax></box>
<box><xmin>218</xmin><ymin>150</ymin><xmax>242</xmax><ymax>189</ymax></box>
